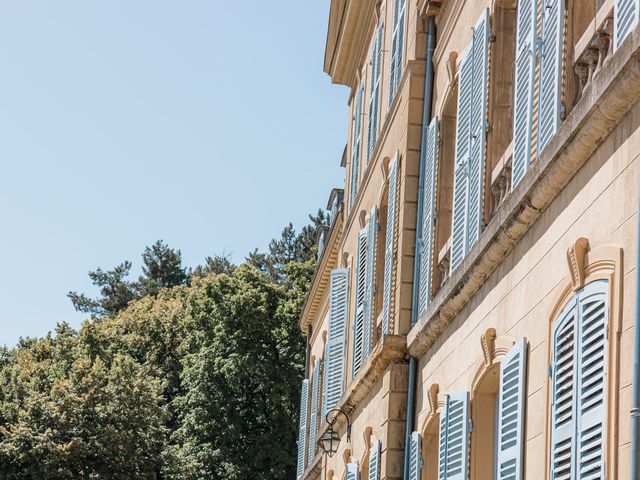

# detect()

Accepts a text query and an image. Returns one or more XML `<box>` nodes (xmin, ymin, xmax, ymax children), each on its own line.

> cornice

<box><xmin>407</xmin><ymin>25</ymin><xmax>640</xmax><ymax>358</ymax></box>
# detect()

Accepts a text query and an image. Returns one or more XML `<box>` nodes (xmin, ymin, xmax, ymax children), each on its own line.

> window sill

<box><xmin>408</xmin><ymin>22</ymin><xmax>640</xmax><ymax>358</ymax></box>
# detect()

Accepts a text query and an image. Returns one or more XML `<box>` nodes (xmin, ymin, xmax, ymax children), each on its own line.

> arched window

<box><xmin>550</xmin><ymin>280</ymin><xmax>609</xmax><ymax>479</ymax></box>
<box><xmin>420</xmin><ymin>415</ymin><xmax>440</xmax><ymax>480</ymax></box>
<box><xmin>470</xmin><ymin>362</ymin><xmax>500</xmax><ymax>480</ymax></box>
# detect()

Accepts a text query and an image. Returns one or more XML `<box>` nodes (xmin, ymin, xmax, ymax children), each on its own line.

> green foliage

<box><xmin>2</xmin><ymin>216</ymin><xmax>321</xmax><ymax>479</ymax></box>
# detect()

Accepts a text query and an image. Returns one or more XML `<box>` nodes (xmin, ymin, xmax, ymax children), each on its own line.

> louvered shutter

<box><xmin>363</xmin><ymin>207</ymin><xmax>378</xmax><ymax>359</ymax></box>
<box><xmin>512</xmin><ymin>0</ymin><xmax>537</xmax><ymax>188</ymax></box>
<box><xmin>466</xmin><ymin>8</ymin><xmax>490</xmax><ymax>251</ymax></box>
<box><xmin>308</xmin><ymin>359</ymin><xmax>321</xmax><ymax>465</ymax></box>
<box><xmin>437</xmin><ymin>396</ymin><xmax>449</xmax><ymax>480</ymax></box>
<box><xmin>450</xmin><ymin>48</ymin><xmax>473</xmax><ymax>272</ymax></box>
<box><xmin>576</xmin><ymin>280</ymin><xmax>608</xmax><ymax>479</ymax></box>
<box><xmin>368</xmin><ymin>440</ymin><xmax>381</xmax><ymax>480</ymax></box>
<box><xmin>346</xmin><ymin>462</ymin><xmax>360</xmax><ymax>480</ymax></box>
<box><xmin>437</xmin><ymin>391</ymin><xmax>471</xmax><ymax>479</ymax></box>
<box><xmin>296</xmin><ymin>379</ymin><xmax>309</xmax><ymax>479</ymax></box>
<box><xmin>615</xmin><ymin>0</ymin><xmax>639</xmax><ymax>49</ymax></box>
<box><xmin>351</xmin><ymin>83</ymin><xmax>365</xmax><ymax>206</ymax></box>
<box><xmin>408</xmin><ymin>431</ymin><xmax>422</xmax><ymax>480</ymax></box>
<box><xmin>321</xmin><ymin>340</ymin><xmax>329</xmax><ymax>421</ymax></box>
<box><xmin>550</xmin><ymin>298</ymin><xmax>578</xmax><ymax>480</ymax></box>
<box><xmin>538</xmin><ymin>0</ymin><xmax>564</xmax><ymax>152</ymax></box>
<box><xmin>389</xmin><ymin>0</ymin><xmax>406</xmax><ymax>104</ymax></box>
<box><xmin>325</xmin><ymin>269</ymin><xmax>350</xmax><ymax>412</ymax></box>
<box><xmin>417</xmin><ymin>117</ymin><xmax>439</xmax><ymax>318</ymax></box>
<box><xmin>382</xmin><ymin>155</ymin><xmax>399</xmax><ymax>334</ymax></box>
<box><xmin>497</xmin><ymin>338</ymin><xmax>528</xmax><ymax>480</ymax></box>
<box><xmin>368</xmin><ymin>19</ymin><xmax>384</xmax><ymax>161</ymax></box>
<box><xmin>352</xmin><ymin>230</ymin><xmax>368</xmax><ymax>378</ymax></box>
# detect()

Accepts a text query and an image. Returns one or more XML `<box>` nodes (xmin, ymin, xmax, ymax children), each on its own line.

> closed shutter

<box><xmin>466</xmin><ymin>8</ymin><xmax>490</xmax><ymax>252</ymax></box>
<box><xmin>615</xmin><ymin>0</ymin><xmax>639</xmax><ymax>49</ymax></box>
<box><xmin>352</xmin><ymin>229</ymin><xmax>369</xmax><ymax>378</ymax></box>
<box><xmin>351</xmin><ymin>83</ymin><xmax>365</xmax><ymax>206</ymax></box>
<box><xmin>417</xmin><ymin>117</ymin><xmax>439</xmax><ymax>318</ymax></box>
<box><xmin>368</xmin><ymin>19</ymin><xmax>384</xmax><ymax>161</ymax></box>
<box><xmin>550</xmin><ymin>298</ymin><xmax>578</xmax><ymax>480</ymax></box>
<box><xmin>496</xmin><ymin>338</ymin><xmax>528</xmax><ymax>480</ymax></box>
<box><xmin>325</xmin><ymin>269</ymin><xmax>350</xmax><ymax>412</ymax></box>
<box><xmin>576</xmin><ymin>281</ymin><xmax>608</xmax><ymax>479</ymax></box>
<box><xmin>438</xmin><ymin>391</ymin><xmax>471</xmax><ymax>480</ymax></box>
<box><xmin>308</xmin><ymin>359</ymin><xmax>321</xmax><ymax>465</ymax></box>
<box><xmin>346</xmin><ymin>462</ymin><xmax>360</xmax><ymax>480</ymax></box>
<box><xmin>389</xmin><ymin>0</ymin><xmax>406</xmax><ymax>104</ymax></box>
<box><xmin>450</xmin><ymin>47</ymin><xmax>473</xmax><ymax>272</ymax></box>
<box><xmin>368</xmin><ymin>440</ymin><xmax>381</xmax><ymax>480</ymax></box>
<box><xmin>296</xmin><ymin>379</ymin><xmax>309</xmax><ymax>479</ymax></box>
<box><xmin>538</xmin><ymin>0</ymin><xmax>564</xmax><ymax>152</ymax></box>
<box><xmin>511</xmin><ymin>0</ymin><xmax>537</xmax><ymax>188</ymax></box>
<box><xmin>409</xmin><ymin>431</ymin><xmax>422</xmax><ymax>480</ymax></box>
<box><xmin>363</xmin><ymin>207</ymin><xmax>378</xmax><ymax>359</ymax></box>
<box><xmin>382</xmin><ymin>155</ymin><xmax>399</xmax><ymax>334</ymax></box>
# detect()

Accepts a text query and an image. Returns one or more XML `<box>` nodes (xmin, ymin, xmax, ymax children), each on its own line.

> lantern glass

<box><xmin>318</xmin><ymin>428</ymin><xmax>341</xmax><ymax>457</ymax></box>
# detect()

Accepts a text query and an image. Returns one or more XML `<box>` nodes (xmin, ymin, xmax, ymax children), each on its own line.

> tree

<box><xmin>192</xmin><ymin>254</ymin><xmax>236</xmax><ymax>278</ymax></box>
<box><xmin>138</xmin><ymin>240</ymin><xmax>189</xmax><ymax>297</ymax></box>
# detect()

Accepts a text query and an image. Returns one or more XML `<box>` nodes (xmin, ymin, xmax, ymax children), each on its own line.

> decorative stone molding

<box><xmin>427</xmin><ymin>383</ymin><xmax>440</xmax><ymax>418</ymax></box>
<box><xmin>471</xmin><ymin>332</ymin><xmax>515</xmax><ymax>393</ymax></box>
<box><xmin>480</xmin><ymin>328</ymin><xmax>497</xmax><ymax>366</ymax></box>
<box><xmin>566</xmin><ymin>237</ymin><xmax>589</xmax><ymax>291</ymax></box>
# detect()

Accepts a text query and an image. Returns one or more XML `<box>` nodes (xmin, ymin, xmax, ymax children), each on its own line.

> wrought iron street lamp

<box><xmin>317</xmin><ymin>409</ymin><xmax>351</xmax><ymax>457</ymax></box>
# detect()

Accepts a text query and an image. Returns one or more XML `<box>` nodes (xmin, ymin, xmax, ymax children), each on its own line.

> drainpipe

<box><xmin>404</xmin><ymin>14</ymin><xmax>436</xmax><ymax>480</ymax></box>
<box><xmin>631</xmin><ymin>165</ymin><xmax>640</xmax><ymax>479</ymax></box>
<box><xmin>306</xmin><ymin>325</ymin><xmax>312</xmax><ymax>379</ymax></box>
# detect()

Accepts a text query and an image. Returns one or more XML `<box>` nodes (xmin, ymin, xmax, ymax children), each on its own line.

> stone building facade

<box><xmin>296</xmin><ymin>0</ymin><xmax>640</xmax><ymax>479</ymax></box>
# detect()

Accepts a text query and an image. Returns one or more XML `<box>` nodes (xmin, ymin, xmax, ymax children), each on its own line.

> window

<box><xmin>615</xmin><ymin>0</ymin><xmax>639</xmax><ymax>49</ymax></box>
<box><xmin>367</xmin><ymin>440</ymin><xmax>381</xmax><ymax>480</ymax></box>
<box><xmin>389</xmin><ymin>0</ymin><xmax>406</xmax><ymax>104</ymax></box>
<box><xmin>308</xmin><ymin>358</ymin><xmax>321</xmax><ymax>465</ymax></box>
<box><xmin>381</xmin><ymin>156</ymin><xmax>399</xmax><ymax>334</ymax></box>
<box><xmin>550</xmin><ymin>280</ymin><xmax>608</xmax><ymax>479</ymax></box>
<box><xmin>437</xmin><ymin>391</ymin><xmax>471</xmax><ymax>479</ymax></box>
<box><xmin>350</xmin><ymin>82</ymin><xmax>365</xmax><ymax>207</ymax></box>
<box><xmin>296</xmin><ymin>378</ymin><xmax>310</xmax><ymax>478</ymax></box>
<box><xmin>367</xmin><ymin>17</ymin><xmax>384</xmax><ymax>161</ymax></box>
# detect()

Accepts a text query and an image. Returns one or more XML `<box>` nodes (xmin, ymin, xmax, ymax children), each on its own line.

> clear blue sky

<box><xmin>0</xmin><ymin>1</ymin><xmax>349</xmax><ymax>346</ymax></box>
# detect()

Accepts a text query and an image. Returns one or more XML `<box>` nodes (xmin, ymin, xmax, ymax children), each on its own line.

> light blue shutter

<box><xmin>438</xmin><ymin>391</ymin><xmax>471</xmax><ymax>480</ymax></box>
<box><xmin>363</xmin><ymin>207</ymin><xmax>378</xmax><ymax>359</ymax></box>
<box><xmin>368</xmin><ymin>19</ymin><xmax>384</xmax><ymax>161</ymax></box>
<box><xmin>538</xmin><ymin>0</ymin><xmax>564</xmax><ymax>152</ymax></box>
<box><xmin>321</xmin><ymin>340</ymin><xmax>329</xmax><ymax>422</ymax></box>
<box><xmin>351</xmin><ymin>83</ymin><xmax>365</xmax><ymax>206</ymax></box>
<box><xmin>497</xmin><ymin>338</ymin><xmax>528</xmax><ymax>480</ymax></box>
<box><xmin>296</xmin><ymin>379</ymin><xmax>309</xmax><ymax>479</ymax></box>
<box><xmin>352</xmin><ymin>229</ymin><xmax>368</xmax><ymax>378</ymax></box>
<box><xmin>615</xmin><ymin>0</ymin><xmax>639</xmax><ymax>49</ymax></box>
<box><xmin>417</xmin><ymin>117</ymin><xmax>439</xmax><ymax>318</ymax></box>
<box><xmin>382</xmin><ymin>156</ymin><xmax>399</xmax><ymax>334</ymax></box>
<box><xmin>576</xmin><ymin>281</ymin><xmax>608</xmax><ymax>479</ymax></box>
<box><xmin>408</xmin><ymin>431</ymin><xmax>422</xmax><ymax>480</ymax></box>
<box><xmin>511</xmin><ymin>0</ymin><xmax>537</xmax><ymax>187</ymax></box>
<box><xmin>325</xmin><ymin>269</ymin><xmax>350</xmax><ymax>412</ymax></box>
<box><xmin>346</xmin><ymin>462</ymin><xmax>360</xmax><ymax>480</ymax></box>
<box><xmin>389</xmin><ymin>0</ymin><xmax>406</xmax><ymax>103</ymax></box>
<box><xmin>550</xmin><ymin>298</ymin><xmax>577</xmax><ymax>480</ymax></box>
<box><xmin>466</xmin><ymin>8</ymin><xmax>490</xmax><ymax>252</ymax></box>
<box><xmin>308</xmin><ymin>359</ymin><xmax>321</xmax><ymax>464</ymax></box>
<box><xmin>368</xmin><ymin>440</ymin><xmax>381</xmax><ymax>480</ymax></box>
<box><xmin>450</xmin><ymin>48</ymin><xmax>473</xmax><ymax>272</ymax></box>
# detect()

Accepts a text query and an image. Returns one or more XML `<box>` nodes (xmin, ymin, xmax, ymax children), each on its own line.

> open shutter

<box><xmin>368</xmin><ymin>440</ymin><xmax>381</xmax><ymax>480</ymax></box>
<box><xmin>389</xmin><ymin>0</ymin><xmax>406</xmax><ymax>103</ymax></box>
<box><xmin>538</xmin><ymin>0</ymin><xmax>564</xmax><ymax>152</ymax></box>
<box><xmin>417</xmin><ymin>117</ymin><xmax>439</xmax><ymax>318</ymax></box>
<box><xmin>550</xmin><ymin>298</ymin><xmax>577</xmax><ymax>480</ymax></box>
<box><xmin>615</xmin><ymin>0</ymin><xmax>639</xmax><ymax>49</ymax></box>
<box><xmin>368</xmin><ymin>19</ymin><xmax>384</xmax><ymax>161</ymax></box>
<box><xmin>351</xmin><ymin>83</ymin><xmax>365</xmax><ymax>206</ymax></box>
<box><xmin>363</xmin><ymin>207</ymin><xmax>378</xmax><ymax>359</ymax></box>
<box><xmin>450</xmin><ymin>48</ymin><xmax>473</xmax><ymax>272</ymax></box>
<box><xmin>437</xmin><ymin>396</ymin><xmax>449</xmax><ymax>480</ymax></box>
<box><xmin>346</xmin><ymin>462</ymin><xmax>360</xmax><ymax>480</ymax></box>
<box><xmin>325</xmin><ymin>269</ymin><xmax>350</xmax><ymax>412</ymax></box>
<box><xmin>382</xmin><ymin>155</ymin><xmax>399</xmax><ymax>334</ymax></box>
<box><xmin>512</xmin><ymin>0</ymin><xmax>537</xmax><ymax>188</ymax></box>
<box><xmin>352</xmin><ymin>229</ymin><xmax>368</xmax><ymax>378</ymax></box>
<box><xmin>497</xmin><ymin>338</ymin><xmax>528</xmax><ymax>480</ymax></box>
<box><xmin>409</xmin><ymin>431</ymin><xmax>422</xmax><ymax>480</ymax></box>
<box><xmin>321</xmin><ymin>340</ymin><xmax>329</xmax><ymax>421</ymax></box>
<box><xmin>438</xmin><ymin>391</ymin><xmax>470</xmax><ymax>479</ymax></box>
<box><xmin>308</xmin><ymin>359</ymin><xmax>321</xmax><ymax>464</ymax></box>
<box><xmin>296</xmin><ymin>379</ymin><xmax>309</xmax><ymax>479</ymax></box>
<box><xmin>576</xmin><ymin>280</ymin><xmax>608</xmax><ymax>479</ymax></box>
<box><xmin>466</xmin><ymin>8</ymin><xmax>490</xmax><ymax>251</ymax></box>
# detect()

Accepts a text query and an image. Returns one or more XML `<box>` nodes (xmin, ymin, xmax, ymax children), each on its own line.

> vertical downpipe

<box><xmin>404</xmin><ymin>14</ymin><xmax>436</xmax><ymax>480</ymax></box>
<box><xmin>631</xmin><ymin>159</ymin><xmax>640</xmax><ymax>479</ymax></box>
<box><xmin>306</xmin><ymin>325</ymin><xmax>312</xmax><ymax>379</ymax></box>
